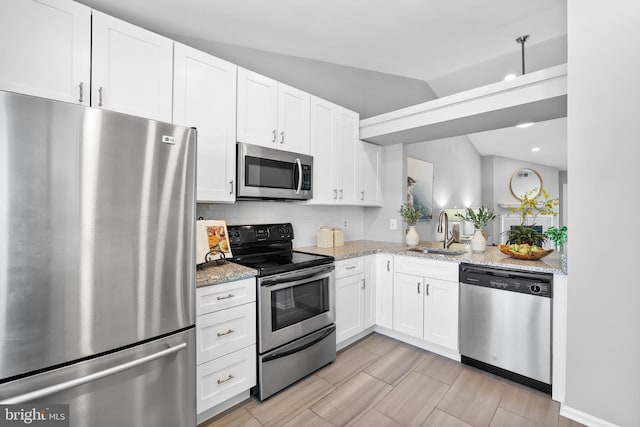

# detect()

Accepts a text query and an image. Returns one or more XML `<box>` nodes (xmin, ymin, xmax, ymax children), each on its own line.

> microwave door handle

<box><xmin>295</xmin><ymin>158</ymin><xmax>302</xmax><ymax>194</ymax></box>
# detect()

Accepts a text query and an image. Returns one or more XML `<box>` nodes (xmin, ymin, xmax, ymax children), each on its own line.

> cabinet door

<box><xmin>337</xmin><ymin>108</ymin><xmax>360</xmax><ymax>204</ymax></box>
<box><xmin>375</xmin><ymin>254</ymin><xmax>394</xmax><ymax>329</ymax></box>
<box><xmin>309</xmin><ymin>96</ymin><xmax>339</xmax><ymax>204</ymax></box>
<box><xmin>0</xmin><ymin>0</ymin><xmax>90</xmax><ymax>104</ymax></box>
<box><xmin>278</xmin><ymin>83</ymin><xmax>310</xmax><ymax>154</ymax></box>
<box><xmin>173</xmin><ymin>44</ymin><xmax>237</xmax><ymax>202</ymax></box>
<box><xmin>335</xmin><ymin>273</ymin><xmax>365</xmax><ymax>344</ymax></box>
<box><xmin>423</xmin><ymin>278</ymin><xmax>459</xmax><ymax>350</ymax></box>
<box><xmin>363</xmin><ymin>256</ymin><xmax>377</xmax><ymax>329</ymax></box>
<box><xmin>393</xmin><ymin>273</ymin><xmax>424</xmax><ymax>339</ymax></box>
<box><xmin>359</xmin><ymin>141</ymin><xmax>382</xmax><ymax>206</ymax></box>
<box><xmin>237</xmin><ymin>68</ymin><xmax>278</xmax><ymax>148</ymax></box>
<box><xmin>91</xmin><ymin>11</ymin><xmax>173</xmax><ymax>122</ymax></box>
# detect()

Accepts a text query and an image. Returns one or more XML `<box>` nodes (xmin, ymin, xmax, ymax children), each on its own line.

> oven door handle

<box><xmin>262</xmin><ymin>271</ymin><xmax>333</xmax><ymax>291</ymax></box>
<box><xmin>260</xmin><ymin>265</ymin><xmax>334</xmax><ymax>287</ymax></box>
<box><xmin>262</xmin><ymin>325</ymin><xmax>336</xmax><ymax>363</ymax></box>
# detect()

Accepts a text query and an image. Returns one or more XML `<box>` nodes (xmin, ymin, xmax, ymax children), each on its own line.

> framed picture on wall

<box><xmin>407</xmin><ymin>157</ymin><xmax>433</xmax><ymax>221</ymax></box>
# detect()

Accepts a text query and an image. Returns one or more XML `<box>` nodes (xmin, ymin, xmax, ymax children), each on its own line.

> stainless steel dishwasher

<box><xmin>459</xmin><ymin>264</ymin><xmax>552</xmax><ymax>394</ymax></box>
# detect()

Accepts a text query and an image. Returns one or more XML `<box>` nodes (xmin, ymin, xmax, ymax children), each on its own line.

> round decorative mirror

<box><xmin>510</xmin><ymin>168</ymin><xmax>543</xmax><ymax>200</ymax></box>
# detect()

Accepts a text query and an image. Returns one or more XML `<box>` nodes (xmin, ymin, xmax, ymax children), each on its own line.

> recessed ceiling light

<box><xmin>516</xmin><ymin>122</ymin><xmax>534</xmax><ymax>128</ymax></box>
<box><xmin>531</xmin><ymin>147</ymin><xmax>541</xmax><ymax>152</ymax></box>
<box><xmin>504</xmin><ymin>74</ymin><xmax>516</xmax><ymax>81</ymax></box>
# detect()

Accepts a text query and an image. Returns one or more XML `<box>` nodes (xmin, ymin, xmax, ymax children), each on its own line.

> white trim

<box><xmin>336</xmin><ymin>327</ymin><xmax>374</xmax><ymax>351</ymax></box>
<box><xmin>560</xmin><ymin>404</ymin><xmax>620</xmax><ymax>427</ymax></box>
<box><xmin>373</xmin><ymin>326</ymin><xmax>461</xmax><ymax>362</ymax></box>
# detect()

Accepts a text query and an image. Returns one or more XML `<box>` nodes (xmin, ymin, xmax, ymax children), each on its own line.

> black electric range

<box><xmin>227</xmin><ymin>223</ymin><xmax>333</xmax><ymax>276</ymax></box>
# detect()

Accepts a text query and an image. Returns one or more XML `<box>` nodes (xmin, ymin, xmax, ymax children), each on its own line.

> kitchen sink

<box><xmin>407</xmin><ymin>247</ymin><xmax>466</xmax><ymax>256</ymax></box>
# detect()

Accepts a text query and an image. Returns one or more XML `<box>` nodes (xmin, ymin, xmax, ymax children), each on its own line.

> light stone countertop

<box><xmin>196</xmin><ymin>261</ymin><xmax>257</xmax><ymax>288</ymax></box>
<box><xmin>296</xmin><ymin>240</ymin><xmax>566</xmax><ymax>275</ymax></box>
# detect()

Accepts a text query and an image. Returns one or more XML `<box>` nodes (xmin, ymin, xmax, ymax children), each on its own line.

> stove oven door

<box><xmin>258</xmin><ymin>264</ymin><xmax>335</xmax><ymax>353</ymax></box>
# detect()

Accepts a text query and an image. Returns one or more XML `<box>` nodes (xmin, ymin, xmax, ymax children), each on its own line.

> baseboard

<box><xmin>196</xmin><ymin>390</ymin><xmax>251</xmax><ymax>425</ymax></box>
<box><xmin>373</xmin><ymin>326</ymin><xmax>461</xmax><ymax>361</ymax></box>
<box><xmin>336</xmin><ymin>327</ymin><xmax>375</xmax><ymax>351</ymax></box>
<box><xmin>560</xmin><ymin>404</ymin><xmax>620</xmax><ymax>427</ymax></box>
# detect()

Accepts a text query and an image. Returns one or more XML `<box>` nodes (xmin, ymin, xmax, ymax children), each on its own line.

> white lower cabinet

<box><xmin>196</xmin><ymin>278</ymin><xmax>256</xmax><ymax>418</ymax></box>
<box><xmin>375</xmin><ymin>254</ymin><xmax>394</xmax><ymax>329</ymax></box>
<box><xmin>196</xmin><ymin>344</ymin><xmax>256</xmax><ymax>414</ymax></box>
<box><xmin>393</xmin><ymin>256</ymin><xmax>459</xmax><ymax>352</ymax></box>
<box><xmin>335</xmin><ymin>256</ymin><xmax>376</xmax><ymax>344</ymax></box>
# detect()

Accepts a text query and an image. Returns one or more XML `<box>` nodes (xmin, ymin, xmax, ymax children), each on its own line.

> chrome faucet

<box><xmin>437</xmin><ymin>211</ymin><xmax>455</xmax><ymax>249</ymax></box>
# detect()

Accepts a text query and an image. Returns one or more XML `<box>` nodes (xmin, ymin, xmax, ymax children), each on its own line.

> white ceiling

<box><xmin>78</xmin><ymin>0</ymin><xmax>568</xmax><ymax>169</ymax></box>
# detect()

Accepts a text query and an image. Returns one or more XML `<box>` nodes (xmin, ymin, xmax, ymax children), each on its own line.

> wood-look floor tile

<box><xmin>498</xmin><ymin>382</ymin><xmax>559</xmax><ymax>426</ymax></box>
<box><xmin>422</xmin><ymin>409</ymin><xmax>473</xmax><ymax>427</ymax></box>
<box><xmin>415</xmin><ymin>354</ymin><xmax>464</xmax><ymax>385</ymax></box>
<box><xmin>489</xmin><ymin>407</ymin><xmax>534</xmax><ymax>427</ymax></box>
<box><xmin>246</xmin><ymin>375</ymin><xmax>334</xmax><ymax>427</ymax></box>
<box><xmin>557</xmin><ymin>415</ymin><xmax>585</xmax><ymax>427</ymax></box>
<box><xmin>348</xmin><ymin>409</ymin><xmax>402</xmax><ymax>427</ymax></box>
<box><xmin>199</xmin><ymin>407</ymin><xmax>262</xmax><ymax>427</ymax></box>
<box><xmin>356</xmin><ymin>333</ymin><xmax>400</xmax><ymax>356</ymax></box>
<box><xmin>316</xmin><ymin>346</ymin><xmax>379</xmax><ymax>386</ymax></box>
<box><xmin>282</xmin><ymin>409</ymin><xmax>332</xmax><ymax>427</ymax></box>
<box><xmin>363</xmin><ymin>344</ymin><xmax>426</xmax><ymax>385</ymax></box>
<box><xmin>437</xmin><ymin>369</ymin><xmax>504</xmax><ymax>427</ymax></box>
<box><xmin>311</xmin><ymin>372</ymin><xmax>392</xmax><ymax>426</ymax></box>
<box><xmin>374</xmin><ymin>371</ymin><xmax>449</xmax><ymax>425</ymax></box>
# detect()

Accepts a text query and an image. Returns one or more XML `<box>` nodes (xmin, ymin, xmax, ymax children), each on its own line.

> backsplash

<box><xmin>196</xmin><ymin>202</ymin><xmax>365</xmax><ymax>248</ymax></box>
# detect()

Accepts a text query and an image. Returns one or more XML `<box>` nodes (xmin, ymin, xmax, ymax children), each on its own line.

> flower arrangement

<box><xmin>455</xmin><ymin>206</ymin><xmax>496</xmax><ymax>230</ymax></box>
<box><xmin>505</xmin><ymin>188</ymin><xmax>559</xmax><ymax>246</ymax></box>
<box><xmin>399</xmin><ymin>202</ymin><xmax>423</xmax><ymax>226</ymax></box>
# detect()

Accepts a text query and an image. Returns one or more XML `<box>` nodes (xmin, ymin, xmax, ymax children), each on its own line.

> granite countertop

<box><xmin>296</xmin><ymin>240</ymin><xmax>566</xmax><ymax>275</ymax></box>
<box><xmin>196</xmin><ymin>261</ymin><xmax>257</xmax><ymax>288</ymax></box>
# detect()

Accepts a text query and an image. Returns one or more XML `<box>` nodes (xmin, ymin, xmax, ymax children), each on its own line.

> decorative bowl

<box><xmin>498</xmin><ymin>244</ymin><xmax>553</xmax><ymax>260</ymax></box>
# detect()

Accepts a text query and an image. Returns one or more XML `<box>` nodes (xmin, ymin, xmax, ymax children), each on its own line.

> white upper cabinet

<box><xmin>91</xmin><ymin>11</ymin><xmax>173</xmax><ymax>122</ymax></box>
<box><xmin>309</xmin><ymin>96</ymin><xmax>361</xmax><ymax>205</ymax></box>
<box><xmin>237</xmin><ymin>68</ymin><xmax>310</xmax><ymax>153</ymax></box>
<box><xmin>359</xmin><ymin>141</ymin><xmax>383</xmax><ymax>206</ymax></box>
<box><xmin>277</xmin><ymin>84</ymin><xmax>310</xmax><ymax>153</ymax></box>
<box><xmin>0</xmin><ymin>0</ymin><xmax>91</xmax><ymax>104</ymax></box>
<box><xmin>173</xmin><ymin>43</ymin><xmax>237</xmax><ymax>203</ymax></box>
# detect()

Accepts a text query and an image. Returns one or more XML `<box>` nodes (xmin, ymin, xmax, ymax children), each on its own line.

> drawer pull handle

<box><xmin>426</xmin><ymin>283</ymin><xmax>430</xmax><ymax>296</ymax></box>
<box><xmin>346</xmin><ymin>266</ymin><xmax>357</xmax><ymax>270</ymax></box>
<box><xmin>361</xmin><ymin>278</ymin><xmax>365</xmax><ymax>289</ymax></box>
<box><xmin>217</xmin><ymin>329</ymin><xmax>235</xmax><ymax>337</ymax></box>
<box><xmin>217</xmin><ymin>374</ymin><xmax>234</xmax><ymax>385</ymax></box>
<box><xmin>217</xmin><ymin>294</ymin><xmax>235</xmax><ymax>300</ymax></box>
<box><xmin>417</xmin><ymin>282</ymin><xmax>421</xmax><ymax>294</ymax></box>
<box><xmin>386</xmin><ymin>260</ymin><xmax>390</xmax><ymax>271</ymax></box>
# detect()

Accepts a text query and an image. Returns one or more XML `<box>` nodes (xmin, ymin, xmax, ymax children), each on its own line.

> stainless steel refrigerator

<box><xmin>0</xmin><ymin>90</ymin><xmax>197</xmax><ymax>426</ymax></box>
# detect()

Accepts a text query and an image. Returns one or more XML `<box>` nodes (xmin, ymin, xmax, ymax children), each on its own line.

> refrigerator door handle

<box><xmin>0</xmin><ymin>342</ymin><xmax>187</xmax><ymax>404</ymax></box>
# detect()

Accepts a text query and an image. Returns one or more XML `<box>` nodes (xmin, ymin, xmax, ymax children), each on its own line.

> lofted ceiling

<box><xmin>77</xmin><ymin>0</ymin><xmax>568</xmax><ymax>170</ymax></box>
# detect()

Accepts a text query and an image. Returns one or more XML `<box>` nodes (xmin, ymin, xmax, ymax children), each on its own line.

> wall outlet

<box><xmin>390</xmin><ymin>219</ymin><xmax>397</xmax><ymax>230</ymax></box>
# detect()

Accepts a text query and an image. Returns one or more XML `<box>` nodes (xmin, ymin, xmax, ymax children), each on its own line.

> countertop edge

<box><xmin>196</xmin><ymin>262</ymin><xmax>258</xmax><ymax>288</ymax></box>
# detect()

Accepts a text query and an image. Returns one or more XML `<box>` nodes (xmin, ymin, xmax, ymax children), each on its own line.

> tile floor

<box><xmin>199</xmin><ymin>333</ymin><xmax>583</xmax><ymax>427</ymax></box>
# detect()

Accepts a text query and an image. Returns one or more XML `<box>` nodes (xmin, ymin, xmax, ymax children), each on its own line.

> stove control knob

<box><xmin>530</xmin><ymin>284</ymin><xmax>541</xmax><ymax>294</ymax></box>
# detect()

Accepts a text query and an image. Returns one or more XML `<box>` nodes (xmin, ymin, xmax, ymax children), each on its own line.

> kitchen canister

<box><xmin>317</xmin><ymin>226</ymin><xmax>333</xmax><ymax>248</ymax></box>
<box><xmin>332</xmin><ymin>227</ymin><xmax>344</xmax><ymax>247</ymax></box>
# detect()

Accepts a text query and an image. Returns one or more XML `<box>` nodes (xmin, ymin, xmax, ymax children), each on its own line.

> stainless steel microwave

<box><xmin>236</xmin><ymin>142</ymin><xmax>313</xmax><ymax>200</ymax></box>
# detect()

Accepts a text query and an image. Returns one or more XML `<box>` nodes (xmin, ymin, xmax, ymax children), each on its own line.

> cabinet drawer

<box><xmin>196</xmin><ymin>278</ymin><xmax>256</xmax><ymax>316</ymax></box>
<box><xmin>335</xmin><ymin>257</ymin><xmax>364</xmax><ymax>279</ymax></box>
<box><xmin>196</xmin><ymin>345</ymin><xmax>256</xmax><ymax>414</ymax></box>
<box><xmin>196</xmin><ymin>302</ymin><xmax>256</xmax><ymax>365</ymax></box>
<box><xmin>394</xmin><ymin>256</ymin><xmax>458</xmax><ymax>282</ymax></box>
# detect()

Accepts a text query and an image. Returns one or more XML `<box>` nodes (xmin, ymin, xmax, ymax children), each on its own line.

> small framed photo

<box><xmin>196</xmin><ymin>220</ymin><xmax>232</xmax><ymax>265</ymax></box>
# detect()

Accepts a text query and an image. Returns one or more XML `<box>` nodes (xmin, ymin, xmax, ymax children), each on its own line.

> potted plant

<box><xmin>504</xmin><ymin>188</ymin><xmax>559</xmax><ymax>248</ymax></box>
<box><xmin>546</xmin><ymin>226</ymin><xmax>568</xmax><ymax>250</ymax></box>
<box><xmin>456</xmin><ymin>206</ymin><xmax>496</xmax><ymax>252</ymax></box>
<box><xmin>399</xmin><ymin>202</ymin><xmax>423</xmax><ymax>246</ymax></box>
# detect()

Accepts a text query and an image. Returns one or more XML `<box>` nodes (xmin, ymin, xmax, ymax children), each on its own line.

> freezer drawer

<box><xmin>0</xmin><ymin>328</ymin><xmax>196</xmax><ymax>427</ymax></box>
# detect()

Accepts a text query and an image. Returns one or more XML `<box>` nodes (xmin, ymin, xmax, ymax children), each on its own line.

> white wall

<box><xmin>405</xmin><ymin>136</ymin><xmax>483</xmax><ymax>242</ymax></box>
<box><xmin>565</xmin><ymin>1</ymin><xmax>640</xmax><ymax>426</ymax></box>
<box><xmin>482</xmin><ymin>155</ymin><xmax>560</xmax><ymax>244</ymax></box>
<box><xmin>196</xmin><ymin>202</ymin><xmax>365</xmax><ymax>248</ymax></box>
<box><xmin>363</xmin><ymin>144</ymin><xmax>405</xmax><ymax>243</ymax></box>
